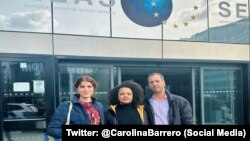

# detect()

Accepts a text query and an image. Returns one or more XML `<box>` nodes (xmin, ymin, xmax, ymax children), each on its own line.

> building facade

<box><xmin>0</xmin><ymin>0</ymin><xmax>250</xmax><ymax>140</ymax></box>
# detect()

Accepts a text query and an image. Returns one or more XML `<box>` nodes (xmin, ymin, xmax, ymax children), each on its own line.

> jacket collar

<box><xmin>108</xmin><ymin>104</ymin><xmax>145</xmax><ymax>123</ymax></box>
<box><xmin>146</xmin><ymin>90</ymin><xmax>174</xmax><ymax>102</ymax></box>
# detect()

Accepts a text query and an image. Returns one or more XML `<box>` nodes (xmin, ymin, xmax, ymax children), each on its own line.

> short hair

<box><xmin>148</xmin><ymin>72</ymin><xmax>165</xmax><ymax>82</ymax></box>
<box><xmin>74</xmin><ymin>75</ymin><xmax>97</xmax><ymax>91</ymax></box>
<box><xmin>108</xmin><ymin>80</ymin><xmax>144</xmax><ymax>107</ymax></box>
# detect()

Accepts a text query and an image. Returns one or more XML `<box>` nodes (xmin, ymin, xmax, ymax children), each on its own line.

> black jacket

<box><xmin>144</xmin><ymin>91</ymin><xmax>194</xmax><ymax>125</ymax></box>
<box><xmin>105</xmin><ymin>105</ymin><xmax>148</xmax><ymax>125</ymax></box>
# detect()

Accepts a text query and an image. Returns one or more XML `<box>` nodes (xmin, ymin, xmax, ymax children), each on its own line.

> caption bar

<box><xmin>62</xmin><ymin>125</ymin><xmax>249</xmax><ymax>140</ymax></box>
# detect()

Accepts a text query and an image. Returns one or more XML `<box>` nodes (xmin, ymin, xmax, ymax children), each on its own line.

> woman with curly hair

<box><xmin>105</xmin><ymin>80</ymin><xmax>148</xmax><ymax>125</ymax></box>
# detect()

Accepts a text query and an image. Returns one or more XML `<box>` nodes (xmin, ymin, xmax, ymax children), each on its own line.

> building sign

<box><xmin>121</xmin><ymin>0</ymin><xmax>172</xmax><ymax>27</ymax></box>
<box><xmin>0</xmin><ymin>0</ymin><xmax>248</xmax><ymax>43</ymax></box>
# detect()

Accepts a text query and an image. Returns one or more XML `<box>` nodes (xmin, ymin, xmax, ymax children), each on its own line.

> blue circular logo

<box><xmin>121</xmin><ymin>0</ymin><xmax>173</xmax><ymax>27</ymax></box>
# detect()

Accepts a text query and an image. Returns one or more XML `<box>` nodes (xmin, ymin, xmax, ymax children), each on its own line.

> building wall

<box><xmin>0</xmin><ymin>32</ymin><xmax>52</xmax><ymax>55</ymax></box>
<box><xmin>163</xmin><ymin>41</ymin><xmax>250</xmax><ymax>61</ymax></box>
<box><xmin>53</xmin><ymin>35</ymin><xmax>162</xmax><ymax>59</ymax></box>
<box><xmin>1</xmin><ymin>31</ymin><xmax>249</xmax><ymax>62</ymax></box>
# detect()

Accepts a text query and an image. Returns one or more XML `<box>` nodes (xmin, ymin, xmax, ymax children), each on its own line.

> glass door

<box><xmin>0</xmin><ymin>59</ymin><xmax>53</xmax><ymax>141</ymax></box>
<box><xmin>120</xmin><ymin>67</ymin><xmax>193</xmax><ymax>99</ymax></box>
<box><xmin>58</xmin><ymin>64</ymin><xmax>112</xmax><ymax>108</ymax></box>
<box><xmin>201</xmin><ymin>68</ymin><xmax>243</xmax><ymax>124</ymax></box>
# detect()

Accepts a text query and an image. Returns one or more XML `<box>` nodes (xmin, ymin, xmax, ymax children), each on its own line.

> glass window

<box><xmin>53</xmin><ymin>0</ymin><xmax>111</xmax><ymax>36</ymax></box>
<box><xmin>0</xmin><ymin>0</ymin><xmax>52</xmax><ymax>33</ymax></box>
<box><xmin>2</xmin><ymin>62</ymin><xmax>45</xmax><ymax>120</ymax></box>
<box><xmin>208</xmin><ymin>0</ymin><xmax>249</xmax><ymax>44</ymax></box>
<box><xmin>59</xmin><ymin>65</ymin><xmax>111</xmax><ymax>107</ymax></box>
<box><xmin>163</xmin><ymin>0</ymin><xmax>208</xmax><ymax>41</ymax></box>
<box><xmin>2</xmin><ymin>61</ymin><xmax>46</xmax><ymax>141</ymax></box>
<box><xmin>194</xmin><ymin>68</ymin><xmax>201</xmax><ymax>124</ymax></box>
<box><xmin>111</xmin><ymin>0</ymin><xmax>162</xmax><ymax>39</ymax></box>
<box><xmin>202</xmin><ymin>68</ymin><xmax>243</xmax><ymax>124</ymax></box>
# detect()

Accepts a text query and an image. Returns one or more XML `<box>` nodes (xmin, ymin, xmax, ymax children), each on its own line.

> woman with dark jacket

<box><xmin>106</xmin><ymin>80</ymin><xmax>148</xmax><ymax>125</ymax></box>
<box><xmin>46</xmin><ymin>75</ymin><xmax>105</xmax><ymax>138</ymax></box>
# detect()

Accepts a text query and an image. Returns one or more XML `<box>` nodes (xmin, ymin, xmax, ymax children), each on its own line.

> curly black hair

<box><xmin>108</xmin><ymin>80</ymin><xmax>144</xmax><ymax>107</ymax></box>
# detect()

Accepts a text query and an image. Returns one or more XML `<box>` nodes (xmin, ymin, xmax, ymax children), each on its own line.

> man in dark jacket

<box><xmin>144</xmin><ymin>72</ymin><xmax>194</xmax><ymax>125</ymax></box>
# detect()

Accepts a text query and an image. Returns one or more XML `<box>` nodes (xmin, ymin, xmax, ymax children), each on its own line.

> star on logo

<box><xmin>162</xmin><ymin>1</ymin><xmax>202</xmax><ymax>34</ymax></box>
<box><xmin>173</xmin><ymin>23</ymin><xmax>178</xmax><ymax>29</ymax></box>
<box><xmin>153</xmin><ymin>11</ymin><xmax>159</xmax><ymax>18</ymax></box>
<box><xmin>191</xmin><ymin>15</ymin><xmax>196</xmax><ymax>20</ymax></box>
<box><xmin>121</xmin><ymin>0</ymin><xmax>172</xmax><ymax>27</ymax></box>
<box><xmin>193</xmin><ymin>5</ymin><xmax>199</xmax><ymax>10</ymax></box>
<box><xmin>184</xmin><ymin>22</ymin><xmax>189</xmax><ymax>27</ymax></box>
<box><xmin>151</xmin><ymin>1</ymin><xmax>157</xmax><ymax>7</ymax></box>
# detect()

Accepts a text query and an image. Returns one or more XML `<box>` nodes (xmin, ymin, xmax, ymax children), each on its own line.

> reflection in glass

<box><xmin>2</xmin><ymin>61</ymin><xmax>46</xmax><ymax>141</ymax></box>
<box><xmin>203</xmin><ymin>69</ymin><xmax>243</xmax><ymax>124</ymax></box>
<box><xmin>111</xmin><ymin>0</ymin><xmax>162</xmax><ymax>39</ymax></box>
<box><xmin>2</xmin><ymin>62</ymin><xmax>46</xmax><ymax>120</ymax></box>
<box><xmin>53</xmin><ymin>0</ymin><xmax>111</xmax><ymax>36</ymax></box>
<box><xmin>0</xmin><ymin>0</ymin><xmax>52</xmax><ymax>33</ymax></box>
<box><xmin>3</xmin><ymin>121</ymin><xmax>45</xmax><ymax>141</ymax></box>
<box><xmin>208</xmin><ymin>0</ymin><xmax>249</xmax><ymax>44</ymax></box>
<box><xmin>59</xmin><ymin>65</ymin><xmax>111</xmax><ymax>108</ymax></box>
<box><xmin>5</xmin><ymin>103</ymin><xmax>38</xmax><ymax>119</ymax></box>
<box><xmin>194</xmin><ymin>68</ymin><xmax>201</xmax><ymax>124</ymax></box>
<box><xmin>163</xmin><ymin>0</ymin><xmax>208</xmax><ymax>41</ymax></box>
